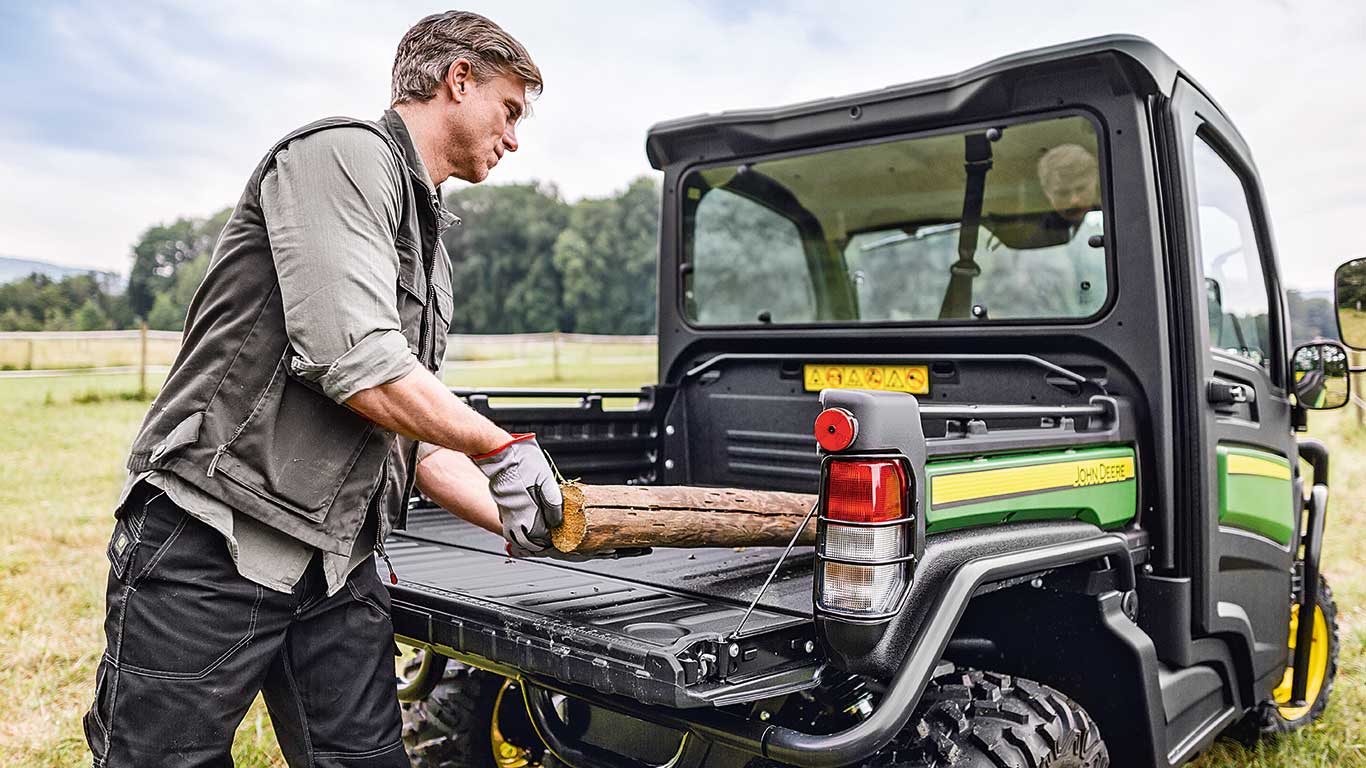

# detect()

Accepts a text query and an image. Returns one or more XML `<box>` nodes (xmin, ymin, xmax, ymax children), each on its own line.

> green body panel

<box><xmin>925</xmin><ymin>445</ymin><xmax>1137</xmax><ymax>534</ymax></box>
<box><xmin>1217</xmin><ymin>445</ymin><xmax>1295</xmax><ymax>545</ymax></box>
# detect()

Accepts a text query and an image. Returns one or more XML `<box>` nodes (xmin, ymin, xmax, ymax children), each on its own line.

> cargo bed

<box><xmin>386</xmin><ymin>503</ymin><xmax>824</xmax><ymax>709</ymax></box>
<box><xmin>386</xmin><ymin>378</ymin><xmax>1137</xmax><ymax>709</ymax></box>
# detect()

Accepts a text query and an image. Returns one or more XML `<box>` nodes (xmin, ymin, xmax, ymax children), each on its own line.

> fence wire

<box><xmin>0</xmin><ymin>330</ymin><xmax>658</xmax><ymax>379</ymax></box>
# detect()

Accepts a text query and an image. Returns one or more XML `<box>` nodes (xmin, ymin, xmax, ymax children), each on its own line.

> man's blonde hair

<box><xmin>391</xmin><ymin>11</ymin><xmax>542</xmax><ymax>106</ymax></box>
<box><xmin>1037</xmin><ymin>143</ymin><xmax>1097</xmax><ymax>187</ymax></box>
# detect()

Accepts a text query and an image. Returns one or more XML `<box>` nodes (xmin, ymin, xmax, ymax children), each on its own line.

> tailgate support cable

<box><xmin>728</xmin><ymin>501</ymin><xmax>820</xmax><ymax>641</ymax></box>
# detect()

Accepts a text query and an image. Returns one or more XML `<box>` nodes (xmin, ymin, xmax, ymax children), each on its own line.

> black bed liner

<box><xmin>387</xmin><ymin>505</ymin><xmax>824</xmax><ymax>709</ymax></box>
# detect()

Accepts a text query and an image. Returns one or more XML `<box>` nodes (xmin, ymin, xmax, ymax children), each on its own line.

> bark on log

<box><xmin>552</xmin><ymin>483</ymin><xmax>818</xmax><ymax>553</ymax></box>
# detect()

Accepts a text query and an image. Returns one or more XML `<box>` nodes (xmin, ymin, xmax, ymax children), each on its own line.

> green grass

<box><xmin>1338</xmin><ymin>308</ymin><xmax>1366</xmax><ymax>349</ymax></box>
<box><xmin>0</xmin><ymin>366</ymin><xmax>1362</xmax><ymax>767</ymax></box>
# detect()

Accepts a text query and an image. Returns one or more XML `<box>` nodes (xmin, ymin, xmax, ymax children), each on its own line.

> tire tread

<box><xmin>868</xmin><ymin>669</ymin><xmax>1108</xmax><ymax>768</ymax></box>
<box><xmin>400</xmin><ymin>655</ymin><xmax>501</xmax><ymax>768</ymax></box>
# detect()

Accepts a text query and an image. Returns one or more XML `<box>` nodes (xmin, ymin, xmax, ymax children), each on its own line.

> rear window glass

<box><xmin>682</xmin><ymin>115</ymin><xmax>1108</xmax><ymax>325</ymax></box>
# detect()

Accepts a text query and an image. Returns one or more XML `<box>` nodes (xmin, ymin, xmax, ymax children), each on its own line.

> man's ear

<box><xmin>446</xmin><ymin>58</ymin><xmax>473</xmax><ymax>102</ymax></box>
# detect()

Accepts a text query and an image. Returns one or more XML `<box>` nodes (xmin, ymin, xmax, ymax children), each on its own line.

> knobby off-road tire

<box><xmin>1235</xmin><ymin>576</ymin><xmax>1339</xmax><ymax>741</ymax></box>
<box><xmin>874</xmin><ymin>670</ymin><xmax>1108</xmax><ymax>768</ymax></box>
<box><xmin>750</xmin><ymin>670</ymin><xmax>1107</xmax><ymax>768</ymax></box>
<box><xmin>399</xmin><ymin>652</ymin><xmax>553</xmax><ymax>768</ymax></box>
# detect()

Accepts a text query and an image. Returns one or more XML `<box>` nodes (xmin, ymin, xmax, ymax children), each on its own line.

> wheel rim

<box><xmin>1272</xmin><ymin>603</ymin><xmax>1329</xmax><ymax>721</ymax></box>
<box><xmin>490</xmin><ymin>680</ymin><xmax>540</xmax><ymax>768</ymax></box>
<box><xmin>395</xmin><ymin>649</ymin><xmax>448</xmax><ymax>703</ymax></box>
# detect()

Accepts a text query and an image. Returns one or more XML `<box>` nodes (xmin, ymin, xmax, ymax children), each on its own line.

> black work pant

<box><xmin>84</xmin><ymin>485</ymin><xmax>409</xmax><ymax>767</ymax></box>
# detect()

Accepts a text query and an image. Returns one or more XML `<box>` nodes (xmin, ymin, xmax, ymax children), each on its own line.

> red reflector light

<box><xmin>826</xmin><ymin>460</ymin><xmax>906</xmax><ymax>523</ymax></box>
<box><xmin>815</xmin><ymin>408</ymin><xmax>858</xmax><ymax>452</ymax></box>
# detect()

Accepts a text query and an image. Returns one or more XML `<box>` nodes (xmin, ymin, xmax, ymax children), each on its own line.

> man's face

<box><xmin>1042</xmin><ymin>165</ymin><xmax>1100</xmax><ymax>226</ymax></box>
<box><xmin>442</xmin><ymin>69</ymin><xmax>527</xmax><ymax>183</ymax></box>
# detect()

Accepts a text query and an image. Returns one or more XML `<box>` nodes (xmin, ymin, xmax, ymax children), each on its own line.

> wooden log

<box><xmin>552</xmin><ymin>483</ymin><xmax>818</xmax><ymax>553</ymax></box>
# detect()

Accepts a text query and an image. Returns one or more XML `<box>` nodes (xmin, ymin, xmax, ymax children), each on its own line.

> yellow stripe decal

<box><xmin>931</xmin><ymin>456</ymin><xmax>1136</xmax><ymax>507</ymax></box>
<box><xmin>1226</xmin><ymin>453</ymin><xmax>1292</xmax><ymax>481</ymax></box>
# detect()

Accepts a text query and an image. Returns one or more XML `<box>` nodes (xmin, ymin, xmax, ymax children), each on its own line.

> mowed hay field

<box><xmin>1</xmin><ymin>366</ymin><xmax>1362</xmax><ymax>766</ymax></box>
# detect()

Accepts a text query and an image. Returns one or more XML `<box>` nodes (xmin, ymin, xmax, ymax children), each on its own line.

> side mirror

<box><xmin>1335</xmin><ymin>257</ymin><xmax>1366</xmax><ymax>349</ymax></box>
<box><xmin>1292</xmin><ymin>341</ymin><xmax>1351</xmax><ymax>410</ymax></box>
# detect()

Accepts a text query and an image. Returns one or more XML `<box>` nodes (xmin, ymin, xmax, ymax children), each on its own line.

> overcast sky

<box><xmin>2</xmin><ymin>0</ymin><xmax>1363</xmax><ymax>290</ymax></box>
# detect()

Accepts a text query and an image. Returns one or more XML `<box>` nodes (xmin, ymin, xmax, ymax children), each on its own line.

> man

<box><xmin>975</xmin><ymin>142</ymin><xmax>1106</xmax><ymax>318</ymax></box>
<box><xmin>85</xmin><ymin>12</ymin><xmax>559</xmax><ymax>766</ymax></box>
<box><xmin>1037</xmin><ymin>142</ymin><xmax>1101</xmax><ymax>232</ymax></box>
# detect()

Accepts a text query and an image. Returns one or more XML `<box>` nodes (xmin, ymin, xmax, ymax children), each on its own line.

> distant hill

<box><xmin>1296</xmin><ymin>288</ymin><xmax>1333</xmax><ymax>302</ymax></box>
<box><xmin>0</xmin><ymin>255</ymin><xmax>119</xmax><ymax>286</ymax></box>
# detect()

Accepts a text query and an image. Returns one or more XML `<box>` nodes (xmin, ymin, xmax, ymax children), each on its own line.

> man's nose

<box><xmin>503</xmin><ymin>122</ymin><xmax>519</xmax><ymax>153</ymax></box>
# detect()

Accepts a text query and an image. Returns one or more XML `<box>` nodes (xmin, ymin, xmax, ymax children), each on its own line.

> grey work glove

<box><xmin>472</xmin><ymin>434</ymin><xmax>564</xmax><ymax>553</ymax></box>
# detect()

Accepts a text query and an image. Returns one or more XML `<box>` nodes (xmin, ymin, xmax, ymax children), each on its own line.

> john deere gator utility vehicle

<box><xmin>386</xmin><ymin>36</ymin><xmax>1358</xmax><ymax>768</ymax></box>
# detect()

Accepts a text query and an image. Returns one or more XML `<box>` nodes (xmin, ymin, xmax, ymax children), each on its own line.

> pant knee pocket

<box><xmin>119</xmin><ymin>582</ymin><xmax>263</xmax><ymax>679</ymax></box>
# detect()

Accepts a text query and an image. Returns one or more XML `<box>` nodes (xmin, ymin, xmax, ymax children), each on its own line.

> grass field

<box><xmin>0</xmin><ymin>364</ymin><xmax>1361</xmax><ymax>767</ymax></box>
<box><xmin>1339</xmin><ymin>308</ymin><xmax>1366</xmax><ymax>350</ymax></box>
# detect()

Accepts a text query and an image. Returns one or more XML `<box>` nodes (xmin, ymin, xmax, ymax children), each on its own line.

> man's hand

<box><xmin>472</xmin><ymin>434</ymin><xmax>563</xmax><ymax>552</ymax></box>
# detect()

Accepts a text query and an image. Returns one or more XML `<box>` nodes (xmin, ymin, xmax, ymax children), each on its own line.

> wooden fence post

<box><xmin>25</xmin><ymin>338</ymin><xmax>34</xmax><ymax>371</ymax></box>
<box><xmin>1354</xmin><ymin>349</ymin><xmax>1365</xmax><ymax>426</ymax></box>
<box><xmin>552</xmin><ymin>330</ymin><xmax>562</xmax><ymax>381</ymax></box>
<box><xmin>139</xmin><ymin>322</ymin><xmax>149</xmax><ymax>399</ymax></box>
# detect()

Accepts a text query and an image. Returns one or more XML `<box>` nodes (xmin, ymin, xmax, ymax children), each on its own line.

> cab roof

<box><xmin>645</xmin><ymin>35</ymin><xmax>1229</xmax><ymax>170</ymax></box>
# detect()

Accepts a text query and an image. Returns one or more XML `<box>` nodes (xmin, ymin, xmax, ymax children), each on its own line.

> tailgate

<box><xmin>387</xmin><ymin>505</ymin><xmax>822</xmax><ymax>709</ymax></box>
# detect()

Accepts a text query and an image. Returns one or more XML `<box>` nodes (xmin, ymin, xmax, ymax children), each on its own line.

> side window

<box><xmin>1192</xmin><ymin>136</ymin><xmax>1271</xmax><ymax>367</ymax></box>
<box><xmin>688</xmin><ymin>188</ymin><xmax>816</xmax><ymax>324</ymax></box>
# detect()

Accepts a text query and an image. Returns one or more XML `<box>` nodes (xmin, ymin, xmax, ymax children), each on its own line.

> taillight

<box><xmin>826</xmin><ymin>460</ymin><xmax>904</xmax><ymax>522</ymax></box>
<box><xmin>817</xmin><ymin>458</ymin><xmax>914</xmax><ymax>617</ymax></box>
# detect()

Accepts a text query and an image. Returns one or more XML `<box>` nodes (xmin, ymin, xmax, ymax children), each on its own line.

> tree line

<box><xmin>0</xmin><ymin>178</ymin><xmax>661</xmax><ymax>335</ymax></box>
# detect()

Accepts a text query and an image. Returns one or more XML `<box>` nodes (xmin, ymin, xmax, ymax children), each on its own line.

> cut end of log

<box><xmin>552</xmin><ymin>482</ymin><xmax>588</xmax><ymax>552</ymax></box>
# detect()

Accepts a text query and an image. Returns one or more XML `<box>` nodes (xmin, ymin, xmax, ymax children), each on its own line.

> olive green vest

<box><xmin>126</xmin><ymin>110</ymin><xmax>454</xmax><ymax>554</ymax></box>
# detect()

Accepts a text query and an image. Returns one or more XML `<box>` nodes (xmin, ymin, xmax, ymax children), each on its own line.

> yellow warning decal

<box><xmin>1227</xmin><ymin>453</ymin><xmax>1291</xmax><ymax>481</ymax></box>
<box><xmin>804</xmin><ymin>364</ymin><xmax>929</xmax><ymax>395</ymax></box>
<box><xmin>931</xmin><ymin>456</ymin><xmax>1136</xmax><ymax>507</ymax></box>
